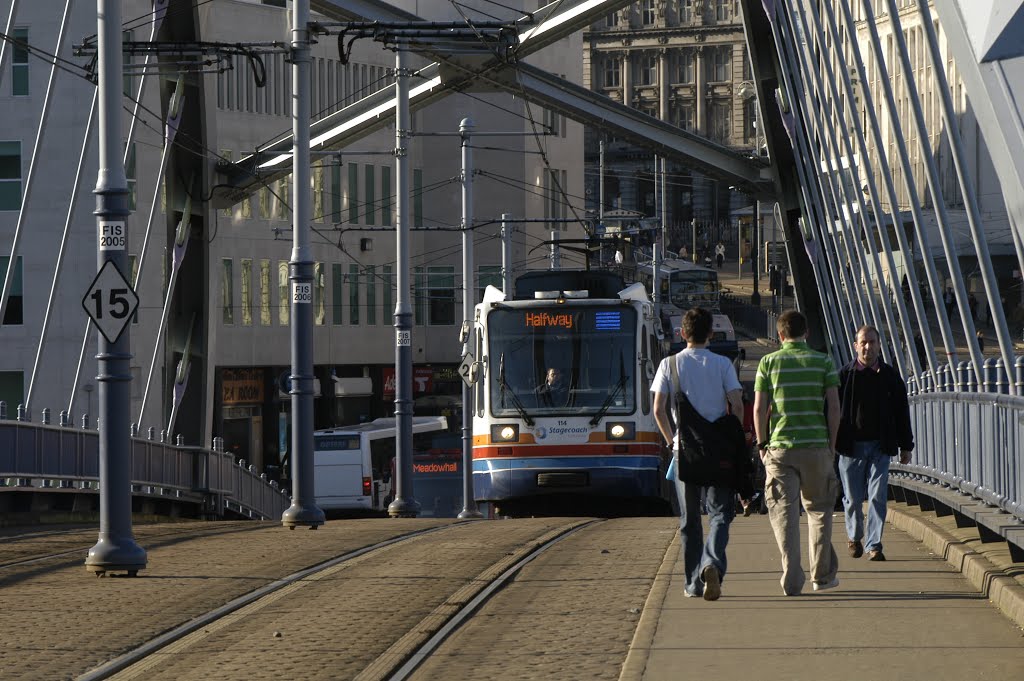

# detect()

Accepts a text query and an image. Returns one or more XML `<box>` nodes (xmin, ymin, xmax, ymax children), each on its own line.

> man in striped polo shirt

<box><xmin>754</xmin><ymin>311</ymin><xmax>841</xmax><ymax>595</ymax></box>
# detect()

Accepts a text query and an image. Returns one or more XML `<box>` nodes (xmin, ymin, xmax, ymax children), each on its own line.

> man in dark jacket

<box><xmin>837</xmin><ymin>325</ymin><xmax>914</xmax><ymax>562</ymax></box>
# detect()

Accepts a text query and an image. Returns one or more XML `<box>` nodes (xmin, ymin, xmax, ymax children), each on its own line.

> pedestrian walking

<box><xmin>944</xmin><ymin>287</ymin><xmax>955</xmax><ymax>318</ymax></box>
<box><xmin>652</xmin><ymin>307</ymin><xmax>745</xmax><ymax>601</ymax></box>
<box><xmin>715</xmin><ymin>241</ymin><xmax>726</xmax><ymax>269</ymax></box>
<box><xmin>976</xmin><ymin>329</ymin><xmax>985</xmax><ymax>353</ymax></box>
<box><xmin>837</xmin><ymin>325</ymin><xmax>914</xmax><ymax>563</ymax></box>
<box><xmin>754</xmin><ymin>310</ymin><xmax>842</xmax><ymax>596</ymax></box>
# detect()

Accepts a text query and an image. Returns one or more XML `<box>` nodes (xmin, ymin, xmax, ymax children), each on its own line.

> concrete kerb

<box><xmin>619</xmin><ymin>532</ymin><xmax>679</xmax><ymax>681</ymax></box>
<box><xmin>888</xmin><ymin>505</ymin><xmax>1024</xmax><ymax>630</ymax></box>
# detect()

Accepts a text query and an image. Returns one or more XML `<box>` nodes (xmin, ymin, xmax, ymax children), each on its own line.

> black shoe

<box><xmin>848</xmin><ymin>540</ymin><xmax>863</xmax><ymax>558</ymax></box>
<box><xmin>867</xmin><ymin>550</ymin><xmax>886</xmax><ymax>561</ymax></box>
<box><xmin>702</xmin><ymin>566</ymin><xmax>721</xmax><ymax>601</ymax></box>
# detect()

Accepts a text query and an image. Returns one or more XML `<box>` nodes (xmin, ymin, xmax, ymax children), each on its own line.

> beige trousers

<box><xmin>763</xmin><ymin>446</ymin><xmax>840</xmax><ymax>595</ymax></box>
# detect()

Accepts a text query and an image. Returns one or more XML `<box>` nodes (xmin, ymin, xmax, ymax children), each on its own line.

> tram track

<box><xmin>75</xmin><ymin>519</ymin><xmax>601</xmax><ymax>681</ymax></box>
<box><xmin>0</xmin><ymin>521</ymin><xmax>264</xmax><ymax>572</ymax></box>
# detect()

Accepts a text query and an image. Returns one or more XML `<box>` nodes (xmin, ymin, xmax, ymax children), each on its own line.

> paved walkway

<box><xmin>626</xmin><ymin>505</ymin><xmax>1024</xmax><ymax>681</ymax></box>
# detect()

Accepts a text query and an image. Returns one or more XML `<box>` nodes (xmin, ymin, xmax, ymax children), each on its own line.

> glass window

<box><xmin>330</xmin><ymin>162</ymin><xmax>342</xmax><ymax>222</ymax></box>
<box><xmin>677</xmin><ymin>50</ymin><xmax>694</xmax><ymax>84</ymax></box>
<box><xmin>259</xmin><ymin>186</ymin><xmax>270</xmax><ymax>219</ymax></box>
<box><xmin>0</xmin><ymin>256</ymin><xmax>23</xmax><ymax>325</ymax></box>
<box><xmin>276</xmin><ymin>176</ymin><xmax>289</xmax><ymax>219</ymax></box>
<box><xmin>642</xmin><ymin>0</ymin><xmax>656</xmax><ymax>25</ymax></box>
<box><xmin>413</xmin><ymin>168</ymin><xmax>423</xmax><ymax>228</ymax></box>
<box><xmin>123</xmin><ymin>30</ymin><xmax>134</xmax><ymax>97</ymax></box>
<box><xmin>426</xmin><ymin>266</ymin><xmax>456</xmax><ymax>326</ymax></box>
<box><xmin>12</xmin><ymin>28</ymin><xmax>28</xmax><ymax>96</ymax></box>
<box><xmin>382</xmin><ymin>265</ymin><xmax>393</xmax><ymax>323</ymax></box>
<box><xmin>125</xmin><ymin>143</ymin><xmax>137</xmax><ymax>211</ymax></box>
<box><xmin>241</xmin><ymin>258</ymin><xmax>252</xmax><ymax>326</ymax></box>
<box><xmin>674</xmin><ymin>104</ymin><xmax>694</xmax><ymax>130</ymax></box>
<box><xmin>220</xmin><ymin>150</ymin><xmax>233</xmax><ymax>217</ymax></box>
<box><xmin>348</xmin><ymin>163</ymin><xmax>359</xmax><ymax>223</ymax></box>
<box><xmin>604</xmin><ymin>12</ymin><xmax>617</xmax><ymax>28</ymax></box>
<box><xmin>349</xmin><ymin>264</ymin><xmax>360</xmax><ymax>325</ymax></box>
<box><xmin>641</xmin><ymin>54</ymin><xmax>658</xmax><ymax>86</ymax></box>
<box><xmin>0</xmin><ymin>370</ymin><xmax>24</xmax><ymax>409</ymax></box>
<box><xmin>366</xmin><ymin>265</ymin><xmax>377</xmax><ymax>325</ymax></box>
<box><xmin>364</xmin><ymin>164</ymin><xmax>375</xmax><ymax>225</ymax></box>
<box><xmin>313</xmin><ymin>163</ymin><xmax>324</xmax><ymax>222</ymax></box>
<box><xmin>477</xmin><ymin>264</ymin><xmax>502</xmax><ymax>302</ymax></box>
<box><xmin>314</xmin><ymin>262</ymin><xmax>325</xmax><ymax>325</ymax></box>
<box><xmin>544</xmin><ymin>169</ymin><xmax>567</xmax><ymax>231</ymax></box>
<box><xmin>381</xmin><ymin>166</ymin><xmax>392</xmax><ymax>226</ymax></box>
<box><xmin>278</xmin><ymin>261</ymin><xmax>289</xmax><ymax>325</ymax></box>
<box><xmin>603</xmin><ymin>57</ymin><xmax>620</xmax><ymax>88</ymax></box>
<box><xmin>486</xmin><ymin>306</ymin><xmax>637</xmax><ymax>417</ymax></box>
<box><xmin>332</xmin><ymin>263</ymin><xmax>343</xmax><ymax>325</ymax></box>
<box><xmin>710</xmin><ymin>101</ymin><xmax>731</xmax><ymax>141</ymax></box>
<box><xmin>222</xmin><ymin>259</ymin><xmax>234</xmax><ymax>324</ymax></box>
<box><xmin>260</xmin><ymin>259</ymin><xmax>271</xmax><ymax>325</ymax></box>
<box><xmin>715</xmin><ymin>0</ymin><xmax>730</xmax><ymax>21</ymax></box>
<box><xmin>414</xmin><ymin>266</ymin><xmax>425</xmax><ymax>325</ymax></box>
<box><xmin>679</xmin><ymin>0</ymin><xmax>693</xmax><ymax>22</ymax></box>
<box><xmin>711</xmin><ymin>46</ymin><xmax>732</xmax><ymax>81</ymax></box>
<box><xmin>0</xmin><ymin>141</ymin><xmax>23</xmax><ymax>211</ymax></box>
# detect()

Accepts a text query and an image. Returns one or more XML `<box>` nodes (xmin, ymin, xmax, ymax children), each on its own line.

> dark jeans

<box><xmin>674</xmin><ymin>478</ymin><xmax>736</xmax><ymax>596</ymax></box>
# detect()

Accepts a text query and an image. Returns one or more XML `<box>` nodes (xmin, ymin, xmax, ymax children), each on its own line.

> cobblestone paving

<box><xmin>102</xmin><ymin>518</ymin><xmax>576</xmax><ymax>681</ymax></box>
<box><xmin>410</xmin><ymin>517</ymin><xmax>678</xmax><ymax>681</ymax></box>
<box><xmin>0</xmin><ymin>518</ymin><xmax>453</xmax><ymax>680</ymax></box>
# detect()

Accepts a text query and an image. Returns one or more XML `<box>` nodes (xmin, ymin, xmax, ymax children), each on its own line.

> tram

<box><xmin>471</xmin><ymin>270</ymin><xmax>671</xmax><ymax>515</ymax></box>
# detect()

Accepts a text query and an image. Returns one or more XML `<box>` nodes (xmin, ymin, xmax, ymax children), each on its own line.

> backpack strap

<box><xmin>669</xmin><ymin>355</ymin><xmax>680</xmax><ymax>451</ymax></box>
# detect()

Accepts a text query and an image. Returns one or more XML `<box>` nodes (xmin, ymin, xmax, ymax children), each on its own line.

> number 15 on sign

<box><xmin>82</xmin><ymin>260</ymin><xmax>140</xmax><ymax>344</ymax></box>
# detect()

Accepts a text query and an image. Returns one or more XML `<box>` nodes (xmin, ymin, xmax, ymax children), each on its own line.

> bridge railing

<box><xmin>0</xmin><ymin>417</ymin><xmax>290</xmax><ymax>520</ymax></box>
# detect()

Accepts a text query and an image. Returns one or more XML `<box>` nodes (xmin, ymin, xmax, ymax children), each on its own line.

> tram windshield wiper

<box><xmin>589</xmin><ymin>355</ymin><xmax>628</xmax><ymax>426</ymax></box>
<box><xmin>498</xmin><ymin>353</ymin><xmax>534</xmax><ymax>426</ymax></box>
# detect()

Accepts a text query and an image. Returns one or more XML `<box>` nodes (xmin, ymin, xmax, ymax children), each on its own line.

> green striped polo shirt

<box><xmin>754</xmin><ymin>340</ymin><xmax>839</xmax><ymax>449</ymax></box>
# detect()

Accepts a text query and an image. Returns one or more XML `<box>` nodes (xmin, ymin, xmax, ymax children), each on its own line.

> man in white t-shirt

<box><xmin>652</xmin><ymin>307</ymin><xmax>743</xmax><ymax>601</ymax></box>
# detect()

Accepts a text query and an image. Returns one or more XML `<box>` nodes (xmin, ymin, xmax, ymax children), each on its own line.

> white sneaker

<box><xmin>812</xmin><ymin>577</ymin><xmax>839</xmax><ymax>592</ymax></box>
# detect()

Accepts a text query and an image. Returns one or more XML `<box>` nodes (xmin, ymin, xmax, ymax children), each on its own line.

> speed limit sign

<box><xmin>82</xmin><ymin>260</ymin><xmax>139</xmax><ymax>343</ymax></box>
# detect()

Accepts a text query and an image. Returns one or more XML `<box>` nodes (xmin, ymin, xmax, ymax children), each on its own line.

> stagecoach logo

<box><xmin>534</xmin><ymin>426</ymin><xmax>548</xmax><ymax>440</ymax></box>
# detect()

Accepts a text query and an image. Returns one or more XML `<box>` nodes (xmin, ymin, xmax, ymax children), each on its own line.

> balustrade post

<box><xmin>147</xmin><ymin>426</ymin><xmax>155</xmax><ymax>441</ymax></box>
<box><xmin>994</xmin><ymin>359</ymin><xmax>1008</xmax><ymax>394</ymax></box>
<box><xmin>176</xmin><ymin>434</ymin><xmax>184</xmax><ymax>446</ymax></box>
<box><xmin>1016</xmin><ymin>356</ymin><xmax>1024</xmax><ymax>395</ymax></box>
<box><xmin>16</xmin><ymin>404</ymin><xmax>27</xmax><ymax>422</ymax></box>
<box><xmin>81</xmin><ymin>414</ymin><xmax>90</xmax><ymax>429</ymax></box>
<box><xmin>41</xmin><ymin>408</ymin><xmax>50</xmax><ymax>425</ymax></box>
<box><xmin>60</xmin><ymin>410</ymin><xmax>69</xmax><ymax>427</ymax></box>
<box><xmin>0</xmin><ymin>401</ymin><xmax>6</xmax><ymax>420</ymax></box>
<box><xmin>983</xmin><ymin>358</ymin><xmax>996</xmax><ymax>392</ymax></box>
<box><xmin>956</xmin><ymin>361</ymin><xmax>971</xmax><ymax>391</ymax></box>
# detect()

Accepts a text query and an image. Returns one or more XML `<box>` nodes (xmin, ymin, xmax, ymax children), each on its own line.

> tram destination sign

<box><xmin>82</xmin><ymin>260</ymin><xmax>139</xmax><ymax>344</ymax></box>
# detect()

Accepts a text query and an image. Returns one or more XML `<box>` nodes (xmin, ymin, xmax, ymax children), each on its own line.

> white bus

<box><xmin>313</xmin><ymin>416</ymin><xmax>449</xmax><ymax>514</ymax></box>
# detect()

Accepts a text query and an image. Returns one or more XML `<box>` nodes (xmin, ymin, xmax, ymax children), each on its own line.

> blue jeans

<box><xmin>838</xmin><ymin>441</ymin><xmax>891</xmax><ymax>552</ymax></box>
<box><xmin>674</xmin><ymin>477</ymin><xmax>736</xmax><ymax>596</ymax></box>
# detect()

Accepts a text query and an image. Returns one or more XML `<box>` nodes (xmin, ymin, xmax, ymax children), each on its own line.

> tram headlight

<box><xmin>605</xmin><ymin>422</ymin><xmax>635</xmax><ymax>440</ymax></box>
<box><xmin>491</xmin><ymin>424</ymin><xmax>520</xmax><ymax>443</ymax></box>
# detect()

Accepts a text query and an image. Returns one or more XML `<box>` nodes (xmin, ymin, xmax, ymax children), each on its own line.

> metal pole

<box><xmin>599</xmin><ymin>141</ymin><xmax>605</xmax><ymax>266</ymax></box>
<box><xmin>660</xmin><ymin>156</ymin><xmax>667</xmax><ymax>261</ymax></box>
<box><xmin>501</xmin><ymin>213</ymin><xmax>513</xmax><ymax>295</ymax></box>
<box><xmin>751</xmin><ymin>202</ymin><xmax>761</xmax><ymax>305</ymax></box>
<box><xmin>652</xmin><ymin>158</ymin><xmax>660</xmax><ymax>303</ymax></box>
<box><xmin>85</xmin><ymin>0</ymin><xmax>146</xmax><ymax>575</ymax></box>
<box><xmin>388</xmin><ymin>45</ymin><xmax>419</xmax><ymax>518</ymax></box>
<box><xmin>458</xmin><ymin>118</ymin><xmax>482</xmax><ymax>520</ymax></box>
<box><xmin>550</xmin><ymin>231</ymin><xmax>561</xmax><ymax>270</ymax></box>
<box><xmin>281</xmin><ymin>0</ymin><xmax>324</xmax><ymax>529</ymax></box>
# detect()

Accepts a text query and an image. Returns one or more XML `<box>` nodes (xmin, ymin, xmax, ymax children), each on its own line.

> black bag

<box><xmin>669</xmin><ymin>357</ymin><xmax>754</xmax><ymax>496</ymax></box>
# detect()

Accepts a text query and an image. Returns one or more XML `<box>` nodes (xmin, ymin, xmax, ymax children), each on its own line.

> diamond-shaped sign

<box><xmin>458</xmin><ymin>352</ymin><xmax>476</xmax><ymax>387</ymax></box>
<box><xmin>82</xmin><ymin>260</ymin><xmax>139</xmax><ymax>344</ymax></box>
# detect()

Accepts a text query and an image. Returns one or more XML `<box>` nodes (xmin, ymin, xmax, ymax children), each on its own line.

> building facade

<box><xmin>582</xmin><ymin>0</ymin><xmax>759</xmax><ymax>256</ymax></box>
<box><xmin>0</xmin><ymin>0</ymin><xmax>584</xmax><ymax>476</ymax></box>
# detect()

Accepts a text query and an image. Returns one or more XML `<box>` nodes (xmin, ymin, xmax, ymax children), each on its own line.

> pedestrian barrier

<box><xmin>0</xmin><ymin>414</ymin><xmax>289</xmax><ymax>520</ymax></box>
